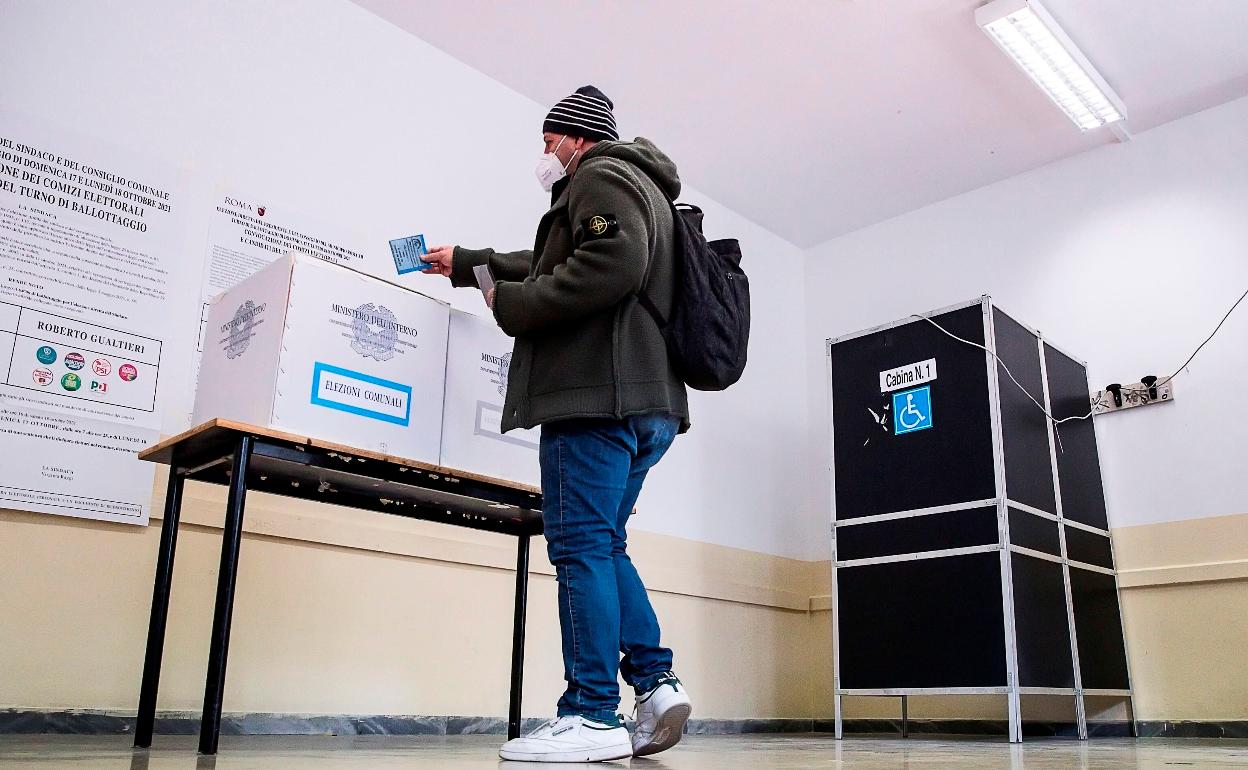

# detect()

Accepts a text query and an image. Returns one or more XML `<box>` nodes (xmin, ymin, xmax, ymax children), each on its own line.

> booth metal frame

<box><xmin>826</xmin><ymin>296</ymin><xmax>1136</xmax><ymax>743</ymax></box>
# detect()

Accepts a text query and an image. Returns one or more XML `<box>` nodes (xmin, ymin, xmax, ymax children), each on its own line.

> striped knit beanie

<box><xmin>543</xmin><ymin>85</ymin><xmax>619</xmax><ymax>142</ymax></box>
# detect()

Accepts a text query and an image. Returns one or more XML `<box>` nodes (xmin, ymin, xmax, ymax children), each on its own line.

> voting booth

<box><xmin>439</xmin><ymin>309</ymin><xmax>541</xmax><ymax>486</ymax></box>
<box><xmin>194</xmin><ymin>253</ymin><xmax>450</xmax><ymax>463</ymax></box>
<box><xmin>826</xmin><ymin>296</ymin><xmax>1134</xmax><ymax>742</ymax></box>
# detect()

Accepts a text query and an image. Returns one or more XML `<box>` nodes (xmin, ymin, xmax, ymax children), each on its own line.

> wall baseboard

<box><xmin>833</xmin><ymin>719</ymin><xmax>1133</xmax><ymax>738</ymax></box>
<box><xmin>1135</xmin><ymin>721</ymin><xmax>1248</xmax><ymax>739</ymax></box>
<box><xmin>3</xmin><ymin>710</ymin><xmax>1243</xmax><ymax>739</ymax></box>
<box><xmin>832</xmin><ymin>719</ymin><xmax>1247</xmax><ymax>739</ymax></box>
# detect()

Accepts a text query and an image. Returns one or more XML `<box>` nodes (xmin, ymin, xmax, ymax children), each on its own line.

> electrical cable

<box><xmin>910</xmin><ymin>286</ymin><xmax>1248</xmax><ymax>429</ymax></box>
<box><xmin>908</xmin><ymin>313</ymin><xmax>1079</xmax><ymax>426</ymax></box>
<box><xmin>1153</xmin><ymin>287</ymin><xmax>1248</xmax><ymax>390</ymax></box>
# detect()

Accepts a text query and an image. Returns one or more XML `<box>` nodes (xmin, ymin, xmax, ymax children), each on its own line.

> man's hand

<box><xmin>424</xmin><ymin>244</ymin><xmax>455</xmax><ymax>277</ymax></box>
<box><xmin>486</xmin><ymin>287</ymin><xmax>496</xmax><ymax>309</ymax></box>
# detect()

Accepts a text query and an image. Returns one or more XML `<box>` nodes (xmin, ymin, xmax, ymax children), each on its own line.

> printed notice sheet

<box><xmin>0</xmin><ymin>112</ymin><xmax>185</xmax><ymax>525</ymax></box>
<box><xmin>195</xmin><ymin>193</ymin><xmax>370</xmax><ymax>367</ymax></box>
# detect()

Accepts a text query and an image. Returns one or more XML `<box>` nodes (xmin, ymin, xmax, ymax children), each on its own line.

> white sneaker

<box><xmin>498</xmin><ymin>715</ymin><xmax>632</xmax><ymax>763</ymax></box>
<box><xmin>631</xmin><ymin>672</ymin><xmax>692</xmax><ymax>757</ymax></box>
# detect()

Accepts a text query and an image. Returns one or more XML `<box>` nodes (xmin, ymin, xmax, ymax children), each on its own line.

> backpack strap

<box><xmin>577</xmin><ymin>155</ymin><xmax>680</xmax><ymax>330</ymax></box>
<box><xmin>637</xmin><ymin>276</ymin><xmax>668</xmax><ymax>330</ymax></box>
<box><xmin>637</xmin><ymin>197</ymin><xmax>698</xmax><ymax>331</ymax></box>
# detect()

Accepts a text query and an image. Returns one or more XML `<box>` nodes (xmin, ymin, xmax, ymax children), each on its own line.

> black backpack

<box><xmin>637</xmin><ymin>201</ymin><xmax>750</xmax><ymax>391</ymax></box>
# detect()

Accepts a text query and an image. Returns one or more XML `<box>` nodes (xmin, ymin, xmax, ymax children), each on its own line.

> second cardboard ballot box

<box><xmin>439</xmin><ymin>309</ymin><xmax>540</xmax><ymax>486</ymax></box>
<box><xmin>194</xmin><ymin>253</ymin><xmax>450</xmax><ymax>462</ymax></box>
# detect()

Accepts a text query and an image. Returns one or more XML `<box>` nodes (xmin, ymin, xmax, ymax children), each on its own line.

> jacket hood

<box><xmin>581</xmin><ymin>137</ymin><xmax>681</xmax><ymax>200</ymax></box>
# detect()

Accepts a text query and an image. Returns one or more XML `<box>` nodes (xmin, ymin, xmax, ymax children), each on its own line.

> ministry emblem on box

<box><xmin>348</xmin><ymin>302</ymin><xmax>399</xmax><ymax>361</ymax></box>
<box><xmin>224</xmin><ymin>300</ymin><xmax>266</xmax><ymax>360</ymax></box>
<box><xmin>481</xmin><ymin>350</ymin><xmax>511</xmax><ymax>397</ymax></box>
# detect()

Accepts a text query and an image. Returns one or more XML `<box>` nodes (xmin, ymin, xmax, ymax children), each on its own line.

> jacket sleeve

<box><xmin>450</xmin><ymin>246</ymin><xmax>533</xmax><ymax>288</ymax></box>
<box><xmin>492</xmin><ymin>160</ymin><xmax>650</xmax><ymax>336</ymax></box>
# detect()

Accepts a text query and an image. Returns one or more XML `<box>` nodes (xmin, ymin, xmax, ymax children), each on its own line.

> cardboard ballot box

<box><xmin>194</xmin><ymin>253</ymin><xmax>450</xmax><ymax>463</ymax></box>
<box><xmin>439</xmin><ymin>309</ymin><xmax>540</xmax><ymax>486</ymax></box>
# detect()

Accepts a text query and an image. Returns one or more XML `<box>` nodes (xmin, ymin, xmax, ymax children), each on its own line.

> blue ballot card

<box><xmin>389</xmin><ymin>234</ymin><xmax>432</xmax><ymax>274</ymax></box>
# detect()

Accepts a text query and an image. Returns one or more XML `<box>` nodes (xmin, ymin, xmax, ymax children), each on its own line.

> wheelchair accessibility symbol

<box><xmin>893</xmin><ymin>385</ymin><xmax>933</xmax><ymax>436</ymax></box>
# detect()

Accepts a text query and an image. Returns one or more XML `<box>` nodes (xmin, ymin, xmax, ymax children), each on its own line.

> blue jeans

<box><xmin>539</xmin><ymin>412</ymin><xmax>680</xmax><ymax>725</ymax></box>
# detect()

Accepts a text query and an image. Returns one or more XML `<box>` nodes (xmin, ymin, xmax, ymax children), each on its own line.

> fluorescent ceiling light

<box><xmin>976</xmin><ymin>0</ymin><xmax>1127</xmax><ymax>134</ymax></box>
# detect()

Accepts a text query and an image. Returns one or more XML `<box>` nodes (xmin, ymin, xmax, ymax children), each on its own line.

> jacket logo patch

<box><xmin>580</xmin><ymin>214</ymin><xmax>619</xmax><ymax>240</ymax></box>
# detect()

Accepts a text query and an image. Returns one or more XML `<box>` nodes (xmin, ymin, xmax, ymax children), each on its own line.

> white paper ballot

<box><xmin>473</xmin><ymin>264</ymin><xmax>496</xmax><ymax>298</ymax></box>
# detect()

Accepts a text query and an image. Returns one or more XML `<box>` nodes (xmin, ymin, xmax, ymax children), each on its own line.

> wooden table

<box><xmin>131</xmin><ymin>419</ymin><xmax>543</xmax><ymax>755</ymax></box>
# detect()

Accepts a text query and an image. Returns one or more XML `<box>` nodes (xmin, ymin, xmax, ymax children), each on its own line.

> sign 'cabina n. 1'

<box><xmin>880</xmin><ymin>358</ymin><xmax>938</xmax><ymax>393</ymax></box>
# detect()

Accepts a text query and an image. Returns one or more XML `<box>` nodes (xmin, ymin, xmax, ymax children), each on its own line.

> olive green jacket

<box><xmin>451</xmin><ymin>138</ymin><xmax>690</xmax><ymax>433</ymax></box>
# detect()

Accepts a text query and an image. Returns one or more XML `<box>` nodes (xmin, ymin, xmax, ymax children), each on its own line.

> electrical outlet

<box><xmin>1091</xmin><ymin>379</ymin><xmax>1175</xmax><ymax>415</ymax></box>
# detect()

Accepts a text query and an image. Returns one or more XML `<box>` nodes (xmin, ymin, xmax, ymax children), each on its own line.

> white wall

<box><xmin>0</xmin><ymin>0</ymin><xmax>814</xmax><ymax>557</ymax></box>
<box><xmin>805</xmin><ymin>95</ymin><xmax>1248</xmax><ymax>530</ymax></box>
<box><xmin>21</xmin><ymin>0</ymin><xmax>1238</xmax><ymax>555</ymax></box>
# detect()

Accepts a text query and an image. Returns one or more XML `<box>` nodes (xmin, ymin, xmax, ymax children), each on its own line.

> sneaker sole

<box><xmin>632</xmin><ymin>701</ymin><xmax>692</xmax><ymax>757</ymax></box>
<box><xmin>498</xmin><ymin>742</ymin><xmax>633</xmax><ymax>763</ymax></box>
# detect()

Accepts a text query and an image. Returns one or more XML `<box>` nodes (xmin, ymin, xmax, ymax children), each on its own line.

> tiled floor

<box><xmin>1</xmin><ymin>734</ymin><xmax>1247</xmax><ymax>769</ymax></box>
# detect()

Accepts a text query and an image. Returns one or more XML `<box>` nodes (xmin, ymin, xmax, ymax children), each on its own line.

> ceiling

<box><xmin>354</xmin><ymin>0</ymin><xmax>1248</xmax><ymax>247</ymax></box>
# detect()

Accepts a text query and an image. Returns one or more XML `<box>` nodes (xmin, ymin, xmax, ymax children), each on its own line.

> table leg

<box><xmin>198</xmin><ymin>435</ymin><xmax>253</xmax><ymax>755</ymax></box>
<box><xmin>508</xmin><ymin>534</ymin><xmax>531</xmax><ymax>740</ymax></box>
<box><xmin>134</xmin><ymin>461</ymin><xmax>186</xmax><ymax>748</ymax></box>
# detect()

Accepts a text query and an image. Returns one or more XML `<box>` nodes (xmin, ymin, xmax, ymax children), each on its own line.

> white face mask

<box><xmin>535</xmin><ymin>135</ymin><xmax>577</xmax><ymax>192</ymax></box>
